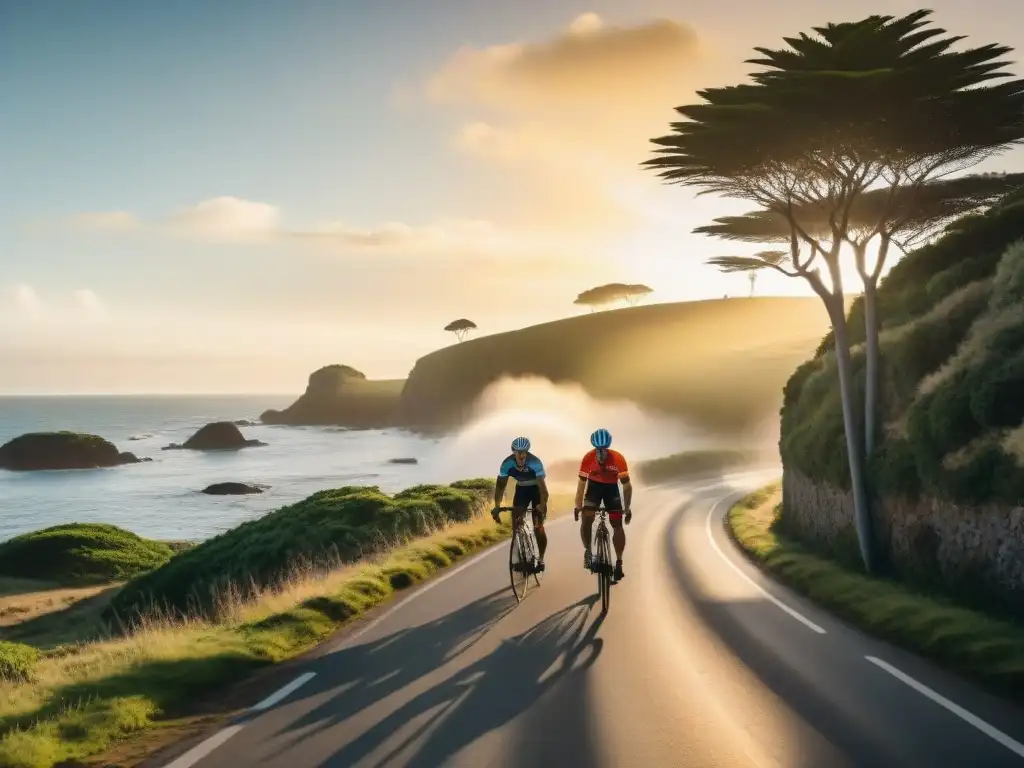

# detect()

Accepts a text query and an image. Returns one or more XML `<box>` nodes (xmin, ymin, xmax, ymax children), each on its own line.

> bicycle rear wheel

<box><xmin>509</xmin><ymin>528</ymin><xmax>529</xmax><ymax>602</ymax></box>
<box><xmin>595</xmin><ymin>527</ymin><xmax>612</xmax><ymax>613</ymax></box>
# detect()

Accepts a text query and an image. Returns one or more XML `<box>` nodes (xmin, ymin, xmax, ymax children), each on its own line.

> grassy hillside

<box><xmin>781</xmin><ymin>190</ymin><xmax>1024</xmax><ymax>504</ymax></box>
<box><xmin>0</xmin><ymin>480</ymin><xmax>507</xmax><ymax>768</ymax></box>
<box><xmin>0</xmin><ymin>524</ymin><xmax>174</xmax><ymax>586</ymax></box>
<box><xmin>108</xmin><ymin>479</ymin><xmax>493</xmax><ymax>621</ymax></box>
<box><xmin>399</xmin><ymin>297</ymin><xmax>830</xmax><ymax>434</ymax></box>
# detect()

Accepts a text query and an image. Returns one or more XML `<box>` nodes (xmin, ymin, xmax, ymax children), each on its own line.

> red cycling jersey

<box><xmin>578</xmin><ymin>448</ymin><xmax>630</xmax><ymax>485</ymax></box>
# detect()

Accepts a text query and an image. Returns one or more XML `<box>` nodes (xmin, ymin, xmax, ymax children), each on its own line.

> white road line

<box><xmin>704</xmin><ymin>495</ymin><xmax>827</xmax><ymax>634</ymax></box>
<box><xmin>865</xmin><ymin>656</ymin><xmax>1024</xmax><ymax>760</ymax></box>
<box><xmin>252</xmin><ymin>671</ymin><xmax>317</xmax><ymax>711</ymax></box>
<box><xmin>162</xmin><ymin>724</ymin><xmax>246</xmax><ymax>768</ymax></box>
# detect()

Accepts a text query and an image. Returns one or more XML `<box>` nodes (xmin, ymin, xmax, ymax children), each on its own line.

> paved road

<box><xmin>165</xmin><ymin>471</ymin><xmax>1024</xmax><ymax>767</ymax></box>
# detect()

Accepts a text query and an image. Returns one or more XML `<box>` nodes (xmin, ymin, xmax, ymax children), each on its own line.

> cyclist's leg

<box><xmin>605</xmin><ymin>484</ymin><xmax>626</xmax><ymax>578</ymax></box>
<box><xmin>529</xmin><ymin>490</ymin><xmax>548</xmax><ymax>564</ymax></box>
<box><xmin>580</xmin><ymin>481</ymin><xmax>600</xmax><ymax>567</ymax></box>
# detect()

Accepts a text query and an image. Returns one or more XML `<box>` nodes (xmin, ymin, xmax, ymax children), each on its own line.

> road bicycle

<box><xmin>495</xmin><ymin>506</ymin><xmax>543</xmax><ymax>602</ymax></box>
<box><xmin>589</xmin><ymin>508</ymin><xmax>614</xmax><ymax>613</ymax></box>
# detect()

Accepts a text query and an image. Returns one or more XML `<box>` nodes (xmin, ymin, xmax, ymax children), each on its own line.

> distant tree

<box><xmin>574</xmin><ymin>282</ymin><xmax>653</xmax><ymax>311</ymax></box>
<box><xmin>747</xmin><ymin>271</ymin><xmax>756</xmax><ymax>297</ymax></box>
<box><xmin>444</xmin><ymin>318</ymin><xmax>477</xmax><ymax>342</ymax></box>
<box><xmin>622</xmin><ymin>283</ymin><xmax>654</xmax><ymax>306</ymax></box>
<box><xmin>644</xmin><ymin>10</ymin><xmax>1024</xmax><ymax>574</ymax></box>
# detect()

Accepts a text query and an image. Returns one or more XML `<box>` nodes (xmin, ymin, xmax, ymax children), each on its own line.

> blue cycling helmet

<box><xmin>590</xmin><ymin>428</ymin><xmax>612</xmax><ymax>448</ymax></box>
<box><xmin>511</xmin><ymin>436</ymin><xmax>531</xmax><ymax>452</ymax></box>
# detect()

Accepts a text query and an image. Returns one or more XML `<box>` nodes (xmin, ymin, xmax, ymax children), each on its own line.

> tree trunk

<box><xmin>826</xmin><ymin>297</ymin><xmax>876</xmax><ymax>574</ymax></box>
<box><xmin>862</xmin><ymin>279</ymin><xmax>880</xmax><ymax>458</ymax></box>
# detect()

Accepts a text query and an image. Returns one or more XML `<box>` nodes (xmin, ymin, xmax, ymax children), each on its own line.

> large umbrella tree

<box><xmin>644</xmin><ymin>10</ymin><xmax>1024</xmax><ymax>573</ymax></box>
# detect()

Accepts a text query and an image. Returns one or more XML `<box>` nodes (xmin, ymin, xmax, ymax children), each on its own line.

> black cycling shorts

<box><xmin>512</xmin><ymin>484</ymin><xmax>546</xmax><ymax>526</ymax></box>
<box><xmin>583</xmin><ymin>480</ymin><xmax>623</xmax><ymax>511</ymax></box>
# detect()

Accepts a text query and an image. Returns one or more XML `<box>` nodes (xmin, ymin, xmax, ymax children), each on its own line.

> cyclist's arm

<box><xmin>575</xmin><ymin>454</ymin><xmax>590</xmax><ymax>508</ymax></box>
<box><xmin>530</xmin><ymin>457</ymin><xmax>550</xmax><ymax>506</ymax></box>
<box><xmin>618</xmin><ymin>453</ymin><xmax>633</xmax><ymax>509</ymax></box>
<box><xmin>494</xmin><ymin>475</ymin><xmax>509</xmax><ymax>507</ymax></box>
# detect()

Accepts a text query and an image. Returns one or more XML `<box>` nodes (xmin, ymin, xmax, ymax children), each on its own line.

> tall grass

<box><xmin>0</xmin><ymin>516</ymin><xmax>509</xmax><ymax>768</ymax></box>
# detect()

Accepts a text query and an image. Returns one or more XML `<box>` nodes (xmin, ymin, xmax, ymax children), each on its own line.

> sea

<box><xmin>0</xmin><ymin>380</ymin><xmax>730</xmax><ymax>543</ymax></box>
<box><xmin>0</xmin><ymin>395</ymin><xmax>454</xmax><ymax>543</ymax></box>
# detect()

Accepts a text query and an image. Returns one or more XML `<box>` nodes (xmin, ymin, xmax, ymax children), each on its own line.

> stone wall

<box><xmin>781</xmin><ymin>466</ymin><xmax>1024</xmax><ymax>614</ymax></box>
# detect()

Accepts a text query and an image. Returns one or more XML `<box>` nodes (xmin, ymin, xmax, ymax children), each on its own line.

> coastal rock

<box><xmin>260</xmin><ymin>364</ymin><xmax>401</xmax><ymax>429</ymax></box>
<box><xmin>118</xmin><ymin>451</ymin><xmax>152</xmax><ymax>464</ymax></box>
<box><xmin>0</xmin><ymin>432</ymin><xmax>146</xmax><ymax>471</ymax></box>
<box><xmin>163</xmin><ymin>421</ymin><xmax>267</xmax><ymax>451</ymax></box>
<box><xmin>202</xmin><ymin>482</ymin><xmax>266</xmax><ymax>495</ymax></box>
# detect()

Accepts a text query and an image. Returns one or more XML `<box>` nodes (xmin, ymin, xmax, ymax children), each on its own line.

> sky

<box><xmin>3</xmin><ymin>0</ymin><xmax>1024</xmax><ymax>394</ymax></box>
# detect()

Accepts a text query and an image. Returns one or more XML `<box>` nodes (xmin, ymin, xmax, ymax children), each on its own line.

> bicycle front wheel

<box><xmin>509</xmin><ymin>529</ymin><xmax>529</xmax><ymax>602</ymax></box>
<box><xmin>595</xmin><ymin>529</ymin><xmax>612</xmax><ymax>613</ymax></box>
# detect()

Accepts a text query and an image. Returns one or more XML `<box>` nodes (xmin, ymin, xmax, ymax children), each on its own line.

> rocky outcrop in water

<box><xmin>201</xmin><ymin>482</ymin><xmax>267</xmax><ymax>495</ymax></box>
<box><xmin>163</xmin><ymin>422</ymin><xmax>267</xmax><ymax>451</ymax></box>
<box><xmin>0</xmin><ymin>432</ymin><xmax>150</xmax><ymax>471</ymax></box>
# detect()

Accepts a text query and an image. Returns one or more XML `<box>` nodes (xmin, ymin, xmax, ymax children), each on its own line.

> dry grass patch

<box><xmin>0</xmin><ymin>515</ymin><xmax>510</xmax><ymax>768</ymax></box>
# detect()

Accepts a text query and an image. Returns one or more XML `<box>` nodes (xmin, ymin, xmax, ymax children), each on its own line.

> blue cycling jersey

<box><xmin>497</xmin><ymin>453</ymin><xmax>546</xmax><ymax>486</ymax></box>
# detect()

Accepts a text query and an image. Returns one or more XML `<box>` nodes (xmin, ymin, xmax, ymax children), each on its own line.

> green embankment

<box><xmin>728</xmin><ymin>485</ymin><xmax>1024</xmax><ymax>701</ymax></box>
<box><xmin>0</xmin><ymin>478</ymin><xmax>506</xmax><ymax>768</ymax></box>
<box><xmin>782</xmin><ymin>191</ymin><xmax>1024</xmax><ymax>503</ymax></box>
<box><xmin>778</xmin><ymin>191</ymin><xmax>1024</xmax><ymax>612</ymax></box>
<box><xmin>0</xmin><ymin>524</ymin><xmax>174</xmax><ymax>586</ymax></box>
<box><xmin>108</xmin><ymin>478</ymin><xmax>494</xmax><ymax>621</ymax></box>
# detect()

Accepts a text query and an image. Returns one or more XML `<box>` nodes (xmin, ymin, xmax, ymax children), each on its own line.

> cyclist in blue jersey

<box><xmin>492</xmin><ymin>436</ymin><xmax>549</xmax><ymax>571</ymax></box>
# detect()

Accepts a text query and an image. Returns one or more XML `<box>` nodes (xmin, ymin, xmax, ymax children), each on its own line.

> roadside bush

<box><xmin>0</xmin><ymin>641</ymin><xmax>39</xmax><ymax>683</ymax></box>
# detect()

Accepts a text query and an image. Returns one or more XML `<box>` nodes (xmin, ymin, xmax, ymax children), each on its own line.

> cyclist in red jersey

<box><xmin>573</xmin><ymin>428</ymin><xmax>632</xmax><ymax>581</ymax></box>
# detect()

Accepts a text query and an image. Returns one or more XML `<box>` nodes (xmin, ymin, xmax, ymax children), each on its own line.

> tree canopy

<box><xmin>444</xmin><ymin>318</ymin><xmax>477</xmax><ymax>342</ymax></box>
<box><xmin>574</xmin><ymin>283</ymin><xmax>653</xmax><ymax>310</ymax></box>
<box><xmin>697</xmin><ymin>172</ymin><xmax>1024</xmax><ymax>253</ymax></box>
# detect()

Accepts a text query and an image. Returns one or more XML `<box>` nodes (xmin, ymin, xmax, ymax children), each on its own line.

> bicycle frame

<box><xmin>496</xmin><ymin>505</ymin><xmax>542</xmax><ymax>602</ymax></box>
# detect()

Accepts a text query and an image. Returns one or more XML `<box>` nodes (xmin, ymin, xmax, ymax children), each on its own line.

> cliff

<box><xmin>399</xmin><ymin>297</ymin><xmax>829</xmax><ymax>435</ymax></box>
<box><xmin>261</xmin><ymin>365</ymin><xmax>404</xmax><ymax>428</ymax></box>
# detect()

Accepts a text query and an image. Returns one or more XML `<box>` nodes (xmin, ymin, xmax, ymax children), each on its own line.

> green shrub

<box><xmin>0</xmin><ymin>524</ymin><xmax>173</xmax><ymax>586</ymax></box>
<box><xmin>783</xmin><ymin>190</ymin><xmax>1024</xmax><ymax>506</ymax></box>
<box><xmin>107</xmin><ymin>480</ymin><xmax>484</xmax><ymax>620</ymax></box>
<box><xmin>0</xmin><ymin>641</ymin><xmax>40</xmax><ymax>683</ymax></box>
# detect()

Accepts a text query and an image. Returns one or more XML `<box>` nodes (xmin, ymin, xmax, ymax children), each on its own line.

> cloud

<box><xmin>419</xmin><ymin>13</ymin><xmax>709</xmax><ymax>234</ymax></box>
<box><xmin>57</xmin><ymin>196</ymin><xmax>515</xmax><ymax>255</ymax></box>
<box><xmin>165</xmin><ymin>196</ymin><xmax>281</xmax><ymax>241</ymax></box>
<box><xmin>5</xmin><ymin>283</ymin><xmax>43</xmax><ymax>318</ymax></box>
<box><xmin>425</xmin><ymin>14</ymin><xmax>702</xmax><ymax>114</ymax></box>
<box><xmin>68</xmin><ymin>210</ymin><xmax>141</xmax><ymax>232</ymax></box>
<box><xmin>0</xmin><ymin>284</ymin><xmax>107</xmax><ymax>323</ymax></box>
<box><xmin>293</xmin><ymin>217</ymin><xmax>502</xmax><ymax>252</ymax></box>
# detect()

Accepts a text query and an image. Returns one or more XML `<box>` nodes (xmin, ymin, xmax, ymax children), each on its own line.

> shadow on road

<box><xmin>660</xmin><ymin>476</ymin><xmax>899</xmax><ymax>767</ymax></box>
<box><xmin>266</xmin><ymin>592</ymin><xmax>606</xmax><ymax>767</ymax></box>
